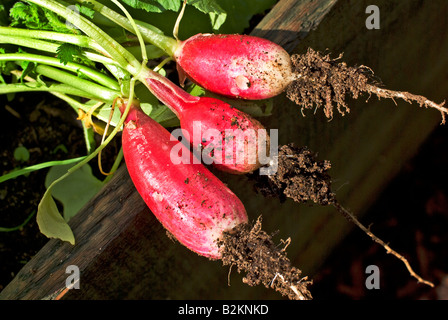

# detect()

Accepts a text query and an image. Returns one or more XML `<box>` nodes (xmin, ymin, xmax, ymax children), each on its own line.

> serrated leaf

<box><xmin>9</xmin><ymin>2</ymin><xmax>40</xmax><ymax>28</ymax></box>
<box><xmin>37</xmin><ymin>187</ymin><xmax>75</xmax><ymax>245</ymax></box>
<box><xmin>76</xmin><ymin>3</ymin><xmax>96</xmax><ymax>19</ymax></box>
<box><xmin>56</xmin><ymin>43</ymin><xmax>83</xmax><ymax>65</ymax></box>
<box><xmin>9</xmin><ymin>1</ymin><xmax>77</xmax><ymax>33</ymax></box>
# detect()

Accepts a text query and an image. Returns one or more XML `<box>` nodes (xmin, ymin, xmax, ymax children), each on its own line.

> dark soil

<box><xmin>250</xmin><ymin>144</ymin><xmax>334</xmax><ymax>206</ymax></box>
<box><xmin>0</xmin><ymin>92</ymin><xmax>119</xmax><ymax>292</ymax></box>
<box><xmin>220</xmin><ymin>216</ymin><xmax>312</xmax><ymax>300</ymax></box>
<box><xmin>0</xmin><ymin>93</ymin><xmax>79</xmax><ymax>291</ymax></box>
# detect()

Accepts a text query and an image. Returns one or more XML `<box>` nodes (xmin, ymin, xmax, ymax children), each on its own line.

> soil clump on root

<box><xmin>287</xmin><ymin>48</ymin><xmax>447</xmax><ymax>123</ymax></box>
<box><xmin>220</xmin><ymin>217</ymin><xmax>313</xmax><ymax>300</ymax></box>
<box><xmin>251</xmin><ymin>144</ymin><xmax>335</xmax><ymax>206</ymax></box>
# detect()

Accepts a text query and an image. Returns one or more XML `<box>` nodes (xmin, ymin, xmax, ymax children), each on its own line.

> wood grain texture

<box><xmin>252</xmin><ymin>0</ymin><xmax>338</xmax><ymax>51</ymax></box>
<box><xmin>2</xmin><ymin>0</ymin><xmax>447</xmax><ymax>300</ymax></box>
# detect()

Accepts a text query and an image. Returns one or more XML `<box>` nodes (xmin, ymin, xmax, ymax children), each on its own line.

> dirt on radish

<box><xmin>220</xmin><ymin>217</ymin><xmax>313</xmax><ymax>300</ymax></box>
<box><xmin>250</xmin><ymin>143</ymin><xmax>335</xmax><ymax>206</ymax></box>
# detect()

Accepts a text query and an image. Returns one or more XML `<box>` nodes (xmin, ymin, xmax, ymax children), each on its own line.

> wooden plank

<box><xmin>252</xmin><ymin>0</ymin><xmax>338</xmax><ymax>51</ymax></box>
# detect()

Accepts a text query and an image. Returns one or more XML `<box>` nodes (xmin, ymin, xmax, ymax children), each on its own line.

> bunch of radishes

<box><xmin>120</xmin><ymin>34</ymin><xmax>290</xmax><ymax>259</ymax></box>
<box><xmin>6</xmin><ymin>0</ymin><xmax>440</xmax><ymax>297</ymax></box>
<box><xmin>18</xmin><ymin>0</ymin><xmax>288</xmax><ymax>261</ymax></box>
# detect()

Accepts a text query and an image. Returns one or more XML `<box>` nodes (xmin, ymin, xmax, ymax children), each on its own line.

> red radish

<box><xmin>143</xmin><ymin>70</ymin><xmax>270</xmax><ymax>174</ymax></box>
<box><xmin>120</xmin><ymin>100</ymin><xmax>248</xmax><ymax>259</ymax></box>
<box><xmin>173</xmin><ymin>33</ymin><xmax>294</xmax><ymax>100</ymax></box>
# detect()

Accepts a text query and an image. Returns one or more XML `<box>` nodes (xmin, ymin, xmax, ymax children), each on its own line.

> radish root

<box><xmin>287</xmin><ymin>48</ymin><xmax>448</xmax><ymax>124</ymax></box>
<box><xmin>220</xmin><ymin>216</ymin><xmax>313</xmax><ymax>300</ymax></box>
<box><xmin>251</xmin><ymin>143</ymin><xmax>435</xmax><ymax>289</ymax></box>
<box><xmin>331</xmin><ymin>201</ymin><xmax>434</xmax><ymax>287</ymax></box>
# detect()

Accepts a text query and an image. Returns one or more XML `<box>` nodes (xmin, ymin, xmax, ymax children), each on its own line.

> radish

<box><xmin>68</xmin><ymin>0</ymin><xmax>294</xmax><ymax>100</ymax></box>
<box><xmin>120</xmin><ymin>99</ymin><xmax>248</xmax><ymax>259</ymax></box>
<box><xmin>174</xmin><ymin>33</ymin><xmax>294</xmax><ymax>100</ymax></box>
<box><xmin>173</xmin><ymin>35</ymin><xmax>447</xmax><ymax>123</ymax></box>
<box><xmin>143</xmin><ymin>71</ymin><xmax>271</xmax><ymax>174</ymax></box>
<box><xmin>120</xmin><ymin>100</ymin><xmax>312</xmax><ymax>299</ymax></box>
<box><xmin>64</xmin><ymin>0</ymin><xmax>447</xmax><ymax>121</ymax></box>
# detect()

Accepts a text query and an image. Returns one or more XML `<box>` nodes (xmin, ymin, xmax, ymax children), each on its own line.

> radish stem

<box><xmin>73</xmin><ymin>0</ymin><xmax>178</xmax><ymax>56</ymax></box>
<box><xmin>0</xmin><ymin>33</ymin><xmax>119</xmax><ymax>67</ymax></box>
<box><xmin>0</xmin><ymin>53</ymin><xmax>120</xmax><ymax>90</ymax></box>
<box><xmin>0</xmin><ymin>26</ymin><xmax>105</xmax><ymax>53</ymax></box>
<box><xmin>34</xmin><ymin>64</ymin><xmax>119</xmax><ymax>102</ymax></box>
<box><xmin>27</xmin><ymin>0</ymin><xmax>141</xmax><ymax>75</ymax></box>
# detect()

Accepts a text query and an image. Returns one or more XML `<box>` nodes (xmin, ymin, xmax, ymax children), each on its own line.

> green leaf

<box><xmin>121</xmin><ymin>0</ymin><xmax>181</xmax><ymax>13</ymax></box>
<box><xmin>187</xmin><ymin>83</ymin><xmax>205</xmax><ymax>97</ymax></box>
<box><xmin>76</xmin><ymin>3</ymin><xmax>96</xmax><ymax>19</ymax></box>
<box><xmin>56</xmin><ymin>43</ymin><xmax>83</xmax><ymax>65</ymax></box>
<box><xmin>45</xmin><ymin>163</ymin><xmax>103</xmax><ymax>221</ymax></box>
<box><xmin>189</xmin><ymin>0</ymin><xmax>227</xmax><ymax>31</ymax></box>
<box><xmin>9</xmin><ymin>2</ymin><xmax>40</xmax><ymax>28</ymax></box>
<box><xmin>37</xmin><ymin>187</ymin><xmax>75</xmax><ymax>245</ymax></box>
<box><xmin>0</xmin><ymin>48</ymin><xmax>17</xmax><ymax>84</ymax></box>
<box><xmin>19</xmin><ymin>60</ymin><xmax>36</xmax><ymax>83</ymax></box>
<box><xmin>9</xmin><ymin>1</ymin><xmax>77</xmax><ymax>33</ymax></box>
<box><xmin>13</xmin><ymin>146</ymin><xmax>30</xmax><ymax>162</ymax></box>
<box><xmin>43</xmin><ymin>8</ymin><xmax>74</xmax><ymax>32</ymax></box>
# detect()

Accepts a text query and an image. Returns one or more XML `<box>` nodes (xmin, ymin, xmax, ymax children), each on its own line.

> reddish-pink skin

<box><xmin>121</xmin><ymin>101</ymin><xmax>248</xmax><ymax>259</ymax></box>
<box><xmin>145</xmin><ymin>77</ymin><xmax>270</xmax><ymax>174</ymax></box>
<box><xmin>174</xmin><ymin>34</ymin><xmax>293</xmax><ymax>100</ymax></box>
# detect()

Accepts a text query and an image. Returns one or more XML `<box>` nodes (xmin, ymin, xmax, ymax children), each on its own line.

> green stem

<box><xmin>43</xmin><ymin>80</ymin><xmax>137</xmax><ymax>199</ymax></box>
<box><xmin>35</xmin><ymin>64</ymin><xmax>119</xmax><ymax>102</ymax></box>
<box><xmin>103</xmin><ymin>147</ymin><xmax>124</xmax><ymax>184</ymax></box>
<box><xmin>0</xmin><ymin>211</ymin><xmax>36</xmax><ymax>232</ymax></box>
<box><xmin>0</xmin><ymin>82</ymin><xmax>102</xmax><ymax>101</ymax></box>
<box><xmin>51</xmin><ymin>92</ymin><xmax>119</xmax><ymax>126</ymax></box>
<box><xmin>0</xmin><ymin>26</ymin><xmax>105</xmax><ymax>53</ymax></box>
<box><xmin>111</xmin><ymin>0</ymin><xmax>148</xmax><ymax>63</ymax></box>
<box><xmin>0</xmin><ymin>34</ymin><xmax>118</xmax><ymax>67</ymax></box>
<box><xmin>0</xmin><ymin>156</ymin><xmax>86</xmax><ymax>184</ymax></box>
<box><xmin>0</xmin><ymin>53</ymin><xmax>120</xmax><ymax>90</ymax></box>
<box><xmin>26</xmin><ymin>0</ymin><xmax>142</xmax><ymax>75</ymax></box>
<box><xmin>74</xmin><ymin>0</ymin><xmax>178</xmax><ymax>56</ymax></box>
